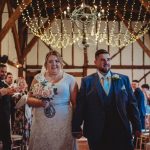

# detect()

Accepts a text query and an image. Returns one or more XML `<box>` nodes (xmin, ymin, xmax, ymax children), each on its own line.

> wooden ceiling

<box><xmin>10</xmin><ymin>0</ymin><xmax>150</xmax><ymax>21</ymax></box>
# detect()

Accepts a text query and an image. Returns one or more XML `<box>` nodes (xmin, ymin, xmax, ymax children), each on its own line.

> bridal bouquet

<box><xmin>30</xmin><ymin>79</ymin><xmax>57</xmax><ymax>118</ymax></box>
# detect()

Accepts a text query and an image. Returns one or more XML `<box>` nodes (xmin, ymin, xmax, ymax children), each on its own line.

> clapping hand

<box><xmin>0</xmin><ymin>87</ymin><xmax>16</xmax><ymax>96</ymax></box>
<box><xmin>7</xmin><ymin>87</ymin><xmax>16</xmax><ymax>95</ymax></box>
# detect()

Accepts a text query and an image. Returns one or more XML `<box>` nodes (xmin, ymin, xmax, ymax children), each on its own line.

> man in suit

<box><xmin>4</xmin><ymin>72</ymin><xmax>13</xmax><ymax>86</ymax></box>
<box><xmin>4</xmin><ymin>72</ymin><xmax>16</xmax><ymax>129</ymax></box>
<box><xmin>72</xmin><ymin>49</ymin><xmax>141</xmax><ymax>150</ymax></box>
<box><xmin>132</xmin><ymin>80</ymin><xmax>146</xmax><ymax>129</ymax></box>
<box><xmin>0</xmin><ymin>64</ymin><xmax>15</xmax><ymax>150</ymax></box>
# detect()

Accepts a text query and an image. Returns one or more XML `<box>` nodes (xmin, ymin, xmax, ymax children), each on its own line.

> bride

<box><xmin>27</xmin><ymin>50</ymin><xmax>78</xmax><ymax>150</ymax></box>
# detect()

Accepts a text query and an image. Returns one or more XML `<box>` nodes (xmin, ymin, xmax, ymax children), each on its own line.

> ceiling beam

<box><xmin>7</xmin><ymin>59</ymin><xmax>17</xmax><ymax>68</ymax></box>
<box><xmin>6</xmin><ymin>0</ymin><xmax>22</xmax><ymax>62</ymax></box>
<box><xmin>0</xmin><ymin>0</ymin><xmax>32</xmax><ymax>42</ymax></box>
<box><xmin>0</xmin><ymin>0</ymin><xmax>6</xmax><ymax>15</ymax></box>
<box><xmin>23</xmin><ymin>36</ymin><xmax>39</xmax><ymax>58</ymax></box>
<box><xmin>139</xmin><ymin>70</ymin><xmax>150</xmax><ymax>81</ymax></box>
<box><xmin>0</xmin><ymin>0</ymin><xmax>6</xmax><ymax>56</ymax></box>
<box><xmin>111</xmin><ymin>46</ymin><xmax>125</xmax><ymax>59</ymax></box>
<box><xmin>26</xmin><ymin>64</ymin><xmax>150</xmax><ymax>70</ymax></box>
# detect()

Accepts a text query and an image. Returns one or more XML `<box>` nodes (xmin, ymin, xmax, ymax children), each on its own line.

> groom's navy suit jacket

<box><xmin>72</xmin><ymin>72</ymin><xmax>141</xmax><ymax>142</ymax></box>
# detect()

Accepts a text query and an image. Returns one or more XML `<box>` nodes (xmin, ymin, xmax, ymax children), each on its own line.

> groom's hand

<box><xmin>72</xmin><ymin>131</ymin><xmax>83</xmax><ymax>139</ymax></box>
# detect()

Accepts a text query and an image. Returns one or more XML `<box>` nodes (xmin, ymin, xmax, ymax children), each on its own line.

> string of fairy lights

<box><xmin>17</xmin><ymin>0</ymin><xmax>150</xmax><ymax>49</ymax></box>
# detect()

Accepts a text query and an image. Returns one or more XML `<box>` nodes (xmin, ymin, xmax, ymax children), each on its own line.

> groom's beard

<box><xmin>99</xmin><ymin>67</ymin><xmax>110</xmax><ymax>74</ymax></box>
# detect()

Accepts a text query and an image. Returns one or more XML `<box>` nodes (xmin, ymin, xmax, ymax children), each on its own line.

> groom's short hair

<box><xmin>95</xmin><ymin>49</ymin><xmax>109</xmax><ymax>58</ymax></box>
<box><xmin>132</xmin><ymin>80</ymin><xmax>139</xmax><ymax>83</ymax></box>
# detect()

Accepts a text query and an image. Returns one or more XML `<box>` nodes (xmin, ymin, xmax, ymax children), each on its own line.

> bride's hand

<box><xmin>42</xmin><ymin>100</ymin><xmax>50</xmax><ymax>108</ymax></box>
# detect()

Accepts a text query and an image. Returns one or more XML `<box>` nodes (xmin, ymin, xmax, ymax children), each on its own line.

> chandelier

<box><xmin>17</xmin><ymin>0</ymin><xmax>150</xmax><ymax>49</ymax></box>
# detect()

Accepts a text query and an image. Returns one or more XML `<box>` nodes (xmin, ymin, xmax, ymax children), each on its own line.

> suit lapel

<box><xmin>111</xmin><ymin>72</ymin><xmax>123</xmax><ymax>102</ymax></box>
<box><xmin>111</xmin><ymin>72</ymin><xmax>119</xmax><ymax>96</ymax></box>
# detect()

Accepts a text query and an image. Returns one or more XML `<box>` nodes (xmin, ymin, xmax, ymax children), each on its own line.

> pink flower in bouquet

<box><xmin>30</xmin><ymin>80</ymin><xmax>57</xmax><ymax>100</ymax></box>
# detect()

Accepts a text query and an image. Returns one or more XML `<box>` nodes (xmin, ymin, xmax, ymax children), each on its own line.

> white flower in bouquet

<box><xmin>30</xmin><ymin>80</ymin><xmax>57</xmax><ymax>100</ymax></box>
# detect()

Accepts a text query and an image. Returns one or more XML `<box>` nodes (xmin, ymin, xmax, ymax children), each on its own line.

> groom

<box><xmin>72</xmin><ymin>49</ymin><xmax>141</xmax><ymax>150</ymax></box>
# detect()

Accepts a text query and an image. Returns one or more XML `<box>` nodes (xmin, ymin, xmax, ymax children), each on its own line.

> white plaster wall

<box><xmin>38</xmin><ymin>40</ymin><xmax>49</xmax><ymax>65</ymax></box>
<box><xmin>62</xmin><ymin>45</ymin><xmax>72</xmax><ymax>65</ymax></box>
<box><xmin>133</xmin><ymin>41</ymin><xmax>144</xmax><ymax>65</ymax></box>
<box><xmin>26</xmin><ymin>34</ymin><xmax>38</xmax><ymax>65</ymax></box>
<box><xmin>121</xmin><ymin>45</ymin><xmax>132</xmax><ymax>65</ymax></box>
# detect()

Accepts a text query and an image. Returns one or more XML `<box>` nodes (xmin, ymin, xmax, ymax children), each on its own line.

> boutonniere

<box><xmin>112</xmin><ymin>74</ymin><xmax>120</xmax><ymax>80</ymax></box>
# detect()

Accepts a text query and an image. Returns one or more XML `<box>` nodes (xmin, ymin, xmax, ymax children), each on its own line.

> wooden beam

<box><xmin>0</xmin><ymin>0</ymin><xmax>32</xmax><ymax>42</ymax></box>
<box><xmin>23</xmin><ymin>36</ymin><xmax>39</xmax><ymax>58</ymax></box>
<box><xmin>0</xmin><ymin>0</ymin><xmax>5</xmax><ymax>56</ymax></box>
<box><xmin>26</xmin><ymin>64</ymin><xmax>150</xmax><ymax>70</ymax></box>
<box><xmin>88</xmin><ymin>65</ymin><xmax>150</xmax><ymax>69</ymax></box>
<box><xmin>7</xmin><ymin>0</ymin><xmax>22</xmax><ymax>62</ymax></box>
<box><xmin>139</xmin><ymin>70</ymin><xmax>150</xmax><ymax>82</ymax></box>
<box><xmin>0</xmin><ymin>0</ymin><xmax>6</xmax><ymax>15</ymax></box>
<box><xmin>26</xmin><ymin>70</ymin><xmax>83</xmax><ymax>77</ymax></box>
<box><xmin>65</xmin><ymin>72</ymin><xmax>83</xmax><ymax>77</ymax></box>
<box><xmin>7</xmin><ymin>60</ymin><xmax>17</xmax><ymax>68</ymax></box>
<box><xmin>111</xmin><ymin>46</ymin><xmax>125</xmax><ymax>59</ymax></box>
<box><xmin>117</xmin><ymin>10</ymin><xmax>150</xmax><ymax>57</ymax></box>
<box><xmin>18</xmin><ymin>18</ymin><xmax>28</xmax><ymax>54</ymax></box>
<box><xmin>111</xmin><ymin>65</ymin><xmax>150</xmax><ymax>69</ymax></box>
<box><xmin>136</xmin><ymin>39</ymin><xmax>150</xmax><ymax>57</ymax></box>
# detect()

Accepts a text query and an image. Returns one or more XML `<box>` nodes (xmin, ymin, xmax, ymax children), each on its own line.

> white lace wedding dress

<box><xmin>28</xmin><ymin>72</ymin><xmax>77</xmax><ymax>150</ymax></box>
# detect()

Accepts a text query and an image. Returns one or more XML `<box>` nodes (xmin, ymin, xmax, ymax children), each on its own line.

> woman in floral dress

<box><xmin>12</xmin><ymin>77</ymin><xmax>32</xmax><ymax>147</ymax></box>
<box><xmin>27</xmin><ymin>50</ymin><xmax>78</xmax><ymax>150</ymax></box>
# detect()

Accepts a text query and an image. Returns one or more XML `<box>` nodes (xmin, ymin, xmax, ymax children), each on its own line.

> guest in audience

<box><xmin>141</xmin><ymin>84</ymin><xmax>150</xmax><ymax>107</ymax></box>
<box><xmin>12</xmin><ymin>77</ymin><xmax>31</xmax><ymax>147</ymax></box>
<box><xmin>27</xmin><ymin>50</ymin><xmax>78</xmax><ymax>150</ymax></box>
<box><xmin>72</xmin><ymin>49</ymin><xmax>141</xmax><ymax>150</ymax></box>
<box><xmin>15</xmin><ymin>77</ymin><xmax>28</xmax><ymax>93</ymax></box>
<box><xmin>4</xmin><ymin>72</ymin><xmax>13</xmax><ymax>86</ymax></box>
<box><xmin>141</xmin><ymin>84</ymin><xmax>150</xmax><ymax>129</ymax></box>
<box><xmin>0</xmin><ymin>64</ymin><xmax>16</xmax><ymax>150</ymax></box>
<box><xmin>4</xmin><ymin>72</ymin><xmax>15</xmax><ymax>129</ymax></box>
<box><xmin>132</xmin><ymin>80</ymin><xmax>146</xmax><ymax>129</ymax></box>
